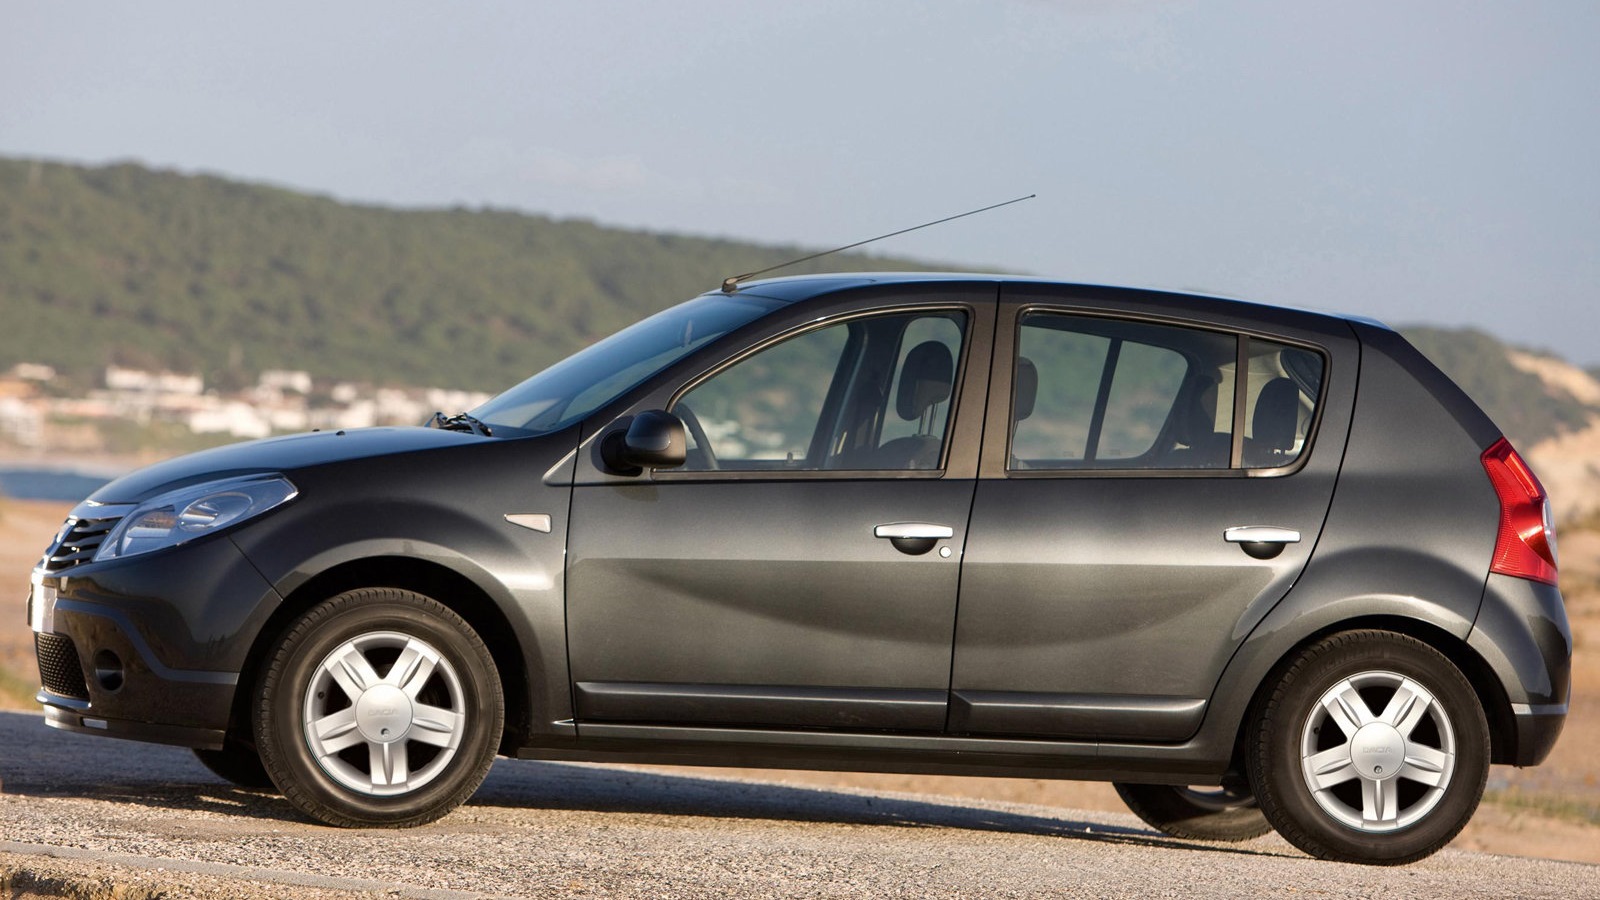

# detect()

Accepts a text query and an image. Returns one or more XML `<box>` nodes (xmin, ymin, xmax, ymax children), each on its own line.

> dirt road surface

<box><xmin>0</xmin><ymin>711</ymin><xmax>1595</xmax><ymax>899</ymax></box>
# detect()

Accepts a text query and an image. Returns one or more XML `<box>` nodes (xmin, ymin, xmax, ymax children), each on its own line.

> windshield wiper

<box><xmin>427</xmin><ymin>411</ymin><xmax>494</xmax><ymax>437</ymax></box>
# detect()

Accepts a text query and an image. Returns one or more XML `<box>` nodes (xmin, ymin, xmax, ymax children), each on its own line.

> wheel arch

<box><xmin>1228</xmin><ymin>615</ymin><xmax>1517</xmax><ymax>774</ymax></box>
<box><xmin>229</xmin><ymin>555</ymin><xmax>532</xmax><ymax>756</ymax></box>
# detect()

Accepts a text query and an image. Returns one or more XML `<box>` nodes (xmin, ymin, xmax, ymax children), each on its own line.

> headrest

<box><xmin>1014</xmin><ymin>357</ymin><xmax>1038</xmax><ymax>422</ymax></box>
<box><xmin>896</xmin><ymin>340</ymin><xmax>955</xmax><ymax>421</ymax></box>
<box><xmin>1176</xmin><ymin>375</ymin><xmax>1219</xmax><ymax>445</ymax></box>
<box><xmin>1253</xmin><ymin>377</ymin><xmax>1299</xmax><ymax>452</ymax></box>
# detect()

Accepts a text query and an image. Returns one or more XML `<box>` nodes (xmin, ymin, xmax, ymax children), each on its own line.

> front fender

<box><xmin>231</xmin><ymin>487</ymin><xmax>574</xmax><ymax>738</ymax></box>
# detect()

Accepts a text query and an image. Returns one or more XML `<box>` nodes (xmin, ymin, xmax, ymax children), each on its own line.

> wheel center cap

<box><xmin>354</xmin><ymin>684</ymin><xmax>413</xmax><ymax>743</ymax></box>
<box><xmin>1349</xmin><ymin>723</ymin><xmax>1405</xmax><ymax>780</ymax></box>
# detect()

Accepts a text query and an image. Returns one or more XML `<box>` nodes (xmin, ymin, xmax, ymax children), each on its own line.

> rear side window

<box><xmin>1009</xmin><ymin>312</ymin><xmax>1323</xmax><ymax>472</ymax></box>
<box><xmin>1242</xmin><ymin>339</ymin><xmax>1324</xmax><ymax>468</ymax></box>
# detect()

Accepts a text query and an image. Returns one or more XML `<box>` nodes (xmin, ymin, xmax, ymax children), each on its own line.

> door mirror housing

<box><xmin>602</xmin><ymin>410</ymin><xmax>687</xmax><ymax>475</ymax></box>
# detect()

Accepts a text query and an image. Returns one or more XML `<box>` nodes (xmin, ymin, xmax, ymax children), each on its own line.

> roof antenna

<box><xmin>720</xmin><ymin>193</ymin><xmax>1036</xmax><ymax>294</ymax></box>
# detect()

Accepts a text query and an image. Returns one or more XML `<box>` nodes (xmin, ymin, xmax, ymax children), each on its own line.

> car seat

<box><xmin>1243</xmin><ymin>377</ymin><xmax>1300</xmax><ymax>467</ymax></box>
<box><xmin>869</xmin><ymin>340</ymin><xmax>954</xmax><ymax>469</ymax></box>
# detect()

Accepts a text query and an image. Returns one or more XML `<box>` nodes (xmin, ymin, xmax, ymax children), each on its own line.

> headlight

<box><xmin>95</xmin><ymin>474</ymin><xmax>298</xmax><ymax>561</ymax></box>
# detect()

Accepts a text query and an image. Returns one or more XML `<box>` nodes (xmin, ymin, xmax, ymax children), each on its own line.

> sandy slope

<box><xmin>1529</xmin><ymin>416</ymin><xmax>1600</xmax><ymax>523</ymax></box>
<box><xmin>1506</xmin><ymin>350</ymin><xmax>1600</xmax><ymax>407</ymax></box>
<box><xmin>1</xmin><ymin>498</ymin><xmax>1595</xmax><ymax>863</ymax></box>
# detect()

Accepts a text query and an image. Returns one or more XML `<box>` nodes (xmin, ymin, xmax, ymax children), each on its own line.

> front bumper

<box><xmin>29</xmin><ymin>532</ymin><xmax>284</xmax><ymax>749</ymax></box>
<box><xmin>40</xmin><ymin>697</ymin><xmax>229</xmax><ymax>749</ymax></box>
<box><xmin>33</xmin><ymin>600</ymin><xmax>237</xmax><ymax>749</ymax></box>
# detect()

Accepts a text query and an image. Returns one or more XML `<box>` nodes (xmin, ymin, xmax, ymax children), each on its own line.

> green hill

<box><xmin>1</xmin><ymin>157</ymin><xmax>1593</xmax><ymax>449</ymax></box>
<box><xmin>0</xmin><ymin>157</ymin><xmax>959</xmax><ymax>393</ymax></box>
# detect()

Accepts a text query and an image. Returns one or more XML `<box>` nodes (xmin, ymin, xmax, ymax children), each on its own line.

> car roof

<box><xmin>724</xmin><ymin>272</ymin><xmax>1393</xmax><ymax>333</ymax></box>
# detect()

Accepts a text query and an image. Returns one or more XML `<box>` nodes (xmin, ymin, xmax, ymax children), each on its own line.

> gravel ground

<box><xmin>0</xmin><ymin>710</ymin><xmax>1596</xmax><ymax>899</ymax></box>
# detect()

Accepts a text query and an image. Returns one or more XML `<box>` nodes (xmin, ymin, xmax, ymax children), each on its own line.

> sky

<box><xmin>4</xmin><ymin>1</ymin><xmax>1598</xmax><ymax>364</ymax></box>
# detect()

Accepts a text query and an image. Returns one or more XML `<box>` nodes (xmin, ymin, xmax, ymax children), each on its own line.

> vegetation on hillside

<box><xmin>2</xmin><ymin>157</ymin><xmax>1594</xmax><ymax>450</ymax></box>
<box><xmin>0</xmin><ymin>157</ymin><xmax>958</xmax><ymax>394</ymax></box>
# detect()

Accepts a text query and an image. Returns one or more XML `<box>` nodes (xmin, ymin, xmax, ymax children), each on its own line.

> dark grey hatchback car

<box><xmin>30</xmin><ymin>274</ymin><xmax>1569</xmax><ymax>864</ymax></box>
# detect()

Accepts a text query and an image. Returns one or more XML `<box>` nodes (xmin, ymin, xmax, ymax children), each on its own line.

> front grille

<box><xmin>41</xmin><ymin>514</ymin><xmax>123</xmax><ymax>572</ymax></box>
<box><xmin>36</xmin><ymin>632</ymin><xmax>90</xmax><ymax>700</ymax></box>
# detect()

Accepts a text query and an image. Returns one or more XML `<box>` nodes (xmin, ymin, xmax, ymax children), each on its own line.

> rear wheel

<box><xmin>1114</xmin><ymin>782</ymin><xmax>1270</xmax><ymax>841</ymax></box>
<box><xmin>1248</xmin><ymin>630</ymin><xmax>1489</xmax><ymax>865</ymax></box>
<box><xmin>253</xmin><ymin>588</ymin><xmax>504</xmax><ymax>827</ymax></box>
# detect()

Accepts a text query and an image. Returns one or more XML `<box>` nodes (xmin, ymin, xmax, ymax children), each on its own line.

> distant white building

<box><xmin>309</xmin><ymin>399</ymin><xmax>378</xmax><ymax>431</ymax></box>
<box><xmin>375</xmin><ymin>388</ymin><xmax>429</xmax><ymax>425</ymax></box>
<box><xmin>105</xmin><ymin>366</ymin><xmax>204</xmax><ymax>396</ymax></box>
<box><xmin>263</xmin><ymin>406</ymin><xmax>310</xmax><ymax>433</ymax></box>
<box><xmin>189</xmin><ymin>401</ymin><xmax>271</xmax><ymax>439</ymax></box>
<box><xmin>8</xmin><ymin>363</ymin><xmax>56</xmax><ymax>382</ymax></box>
<box><xmin>425</xmin><ymin>388</ymin><xmax>493</xmax><ymax>415</ymax></box>
<box><xmin>0</xmin><ymin>395</ymin><xmax>44</xmax><ymax>446</ymax></box>
<box><xmin>259</xmin><ymin>370</ymin><xmax>313</xmax><ymax>394</ymax></box>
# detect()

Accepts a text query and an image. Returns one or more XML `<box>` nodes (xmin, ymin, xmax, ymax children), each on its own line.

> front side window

<box><xmin>673</xmin><ymin>311</ymin><xmax>966</xmax><ymax>472</ymax></box>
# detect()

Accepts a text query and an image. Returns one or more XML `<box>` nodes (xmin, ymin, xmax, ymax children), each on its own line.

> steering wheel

<box><xmin>674</xmin><ymin>404</ymin><xmax>719</xmax><ymax>470</ymax></box>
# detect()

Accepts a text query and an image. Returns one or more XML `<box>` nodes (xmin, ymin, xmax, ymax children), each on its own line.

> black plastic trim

<box><xmin>525</xmin><ymin>723</ymin><xmax>1225</xmax><ymax>783</ymax></box>
<box><xmin>949</xmin><ymin>691</ymin><xmax>1207</xmax><ymax>742</ymax></box>
<box><xmin>574</xmin><ymin>681</ymin><xmax>948</xmax><ymax>732</ymax></box>
<box><xmin>39</xmin><ymin>701</ymin><xmax>226</xmax><ymax>750</ymax></box>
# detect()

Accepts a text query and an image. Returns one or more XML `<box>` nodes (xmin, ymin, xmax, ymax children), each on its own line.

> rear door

<box><xmin>950</xmin><ymin>285</ymin><xmax>1358</xmax><ymax>742</ymax></box>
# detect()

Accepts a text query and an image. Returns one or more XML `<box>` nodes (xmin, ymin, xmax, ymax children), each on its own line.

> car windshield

<box><xmin>471</xmin><ymin>292</ymin><xmax>785</xmax><ymax>434</ymax></box>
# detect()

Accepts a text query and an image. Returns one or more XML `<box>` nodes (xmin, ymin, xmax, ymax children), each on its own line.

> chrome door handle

<box><xmin>874</xmin><ymin>522</ymin><xmax>954</xmax><ymax>557</ymax></box>
<box><xmin>1224</xmin><ymin>526</ymin><xmax>1301</xmax><ymax>560</ymax></box>
<box><xmin>1224</xmin><ymin>526</ymin><xmax>1300</xmax><ymax>544</ymax></box>
<box><xmin>874</xmin><ymin>523</ymin><xmax>955</xmax><ymax>541</ymax></box>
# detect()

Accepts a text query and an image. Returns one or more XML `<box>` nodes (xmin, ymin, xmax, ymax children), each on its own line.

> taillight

<box><xmin>1480</xmin><ymin>437</ymin><xmax>1558</xmax><ymax>585</ymax></box>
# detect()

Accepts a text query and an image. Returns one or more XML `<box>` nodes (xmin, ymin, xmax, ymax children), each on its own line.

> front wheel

<box><xmin>253</xmin><ymin>588</ymin><xmax>504</xmax><ymax>827</ymax></box>
<box><xmin>1248</xmin><ymin>630</ymin><xmax>1489</xmax><ymax>865</ymax></box>
<box><xmin>1113</xmin><ymin>782</ymin><xmax>1270</xmax><ymax>841</ymax></box>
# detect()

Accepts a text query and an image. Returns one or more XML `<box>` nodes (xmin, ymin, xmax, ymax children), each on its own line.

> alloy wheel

<box><xmin>302</xmin><ymin>630</ymin><xmax>467</xmax><ymax>797</ymax></box>
<box><xmin>1298</xmin><ymin>670</ymin><xmax>1456</xmax><ymax>833</ymax></box>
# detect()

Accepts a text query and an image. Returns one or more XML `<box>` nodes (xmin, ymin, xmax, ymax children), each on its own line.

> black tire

<box><xmin>1114</xmin><ymin>782</ymin><xmax>1271</xmax><ymax>841</ymax></box>
<box><xmin>252</xmin><ymin>588</ymin><xmax>504</xmax><ymax>827</ymax></box>
<box><xmin>193</xmin><ymin>739</ymin><xmax>275</xmax><ymax>791</ymax></box>
<box><xmin>1247</xmin><ymin>630</ymin><xmax>1489</xmax><ymax>865</ymax></box>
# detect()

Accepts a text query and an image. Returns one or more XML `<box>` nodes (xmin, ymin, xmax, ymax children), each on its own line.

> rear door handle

<box><xmin>874</xmin><ymin>523</ymin><xmax>954</xmax><ymax>556</ymax></box>
<box><xmin>874</xmin><ymin>523</ymin><xmax>955</xmax><ymax>541</ymax></box>
<box><xmin>1224</xmin><ymin>525</ymin><xmax>1301</xmax><ymax>560</ymax></box>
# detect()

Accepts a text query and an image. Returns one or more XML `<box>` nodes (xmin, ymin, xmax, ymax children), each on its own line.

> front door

<box><xmin>950</xmin><ymin>287</ymin><xmax>1356</xmax><ymax>742</ymax></box>
<box><xmin>567</xmin><ymin>296</ymin><xmax>993</xmax><ymax>732</ymax></box>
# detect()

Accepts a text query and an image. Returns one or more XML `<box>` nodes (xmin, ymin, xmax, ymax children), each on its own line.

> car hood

<box><xmin>87</xmin><ymin>427</ymin><xmax>491</xmax><ymax>504</ymax></box>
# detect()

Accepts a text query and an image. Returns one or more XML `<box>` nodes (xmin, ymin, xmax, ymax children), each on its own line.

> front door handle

<box><xmin>874</xmin><ymin>523</ymin><xmax>954</xmax><ymax>556</ymax></box>
<box><xmin>1224</xmin><ymin>525</ymin><xmax>1301</xmax><ymax>560</ymax></box>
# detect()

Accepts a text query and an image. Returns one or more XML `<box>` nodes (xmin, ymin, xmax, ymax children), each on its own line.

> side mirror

<box><xmin>601</xmin><ymin>410</ymin><xmax>687</xmax><ymax>475</ymax></box>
